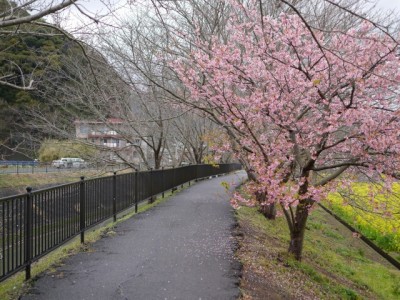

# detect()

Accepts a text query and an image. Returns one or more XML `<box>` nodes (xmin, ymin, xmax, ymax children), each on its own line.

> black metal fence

<box><xmin>0</xmin><ymin>163</ymin><xmax>241</xmax><ymax>282</ymax></box>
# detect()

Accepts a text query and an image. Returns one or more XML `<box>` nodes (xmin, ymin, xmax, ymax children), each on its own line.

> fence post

<box><xmin>181</xmin><ymin>166</ymin><xmax>184</xmax><ymax>189</ymax></box>
<box><xmin>135</xmin><ymin>171</ymin><xmax>138</xmax><ymax>213</ymax></box>
<box><xmin>80</xmin><ymin>176</ymin><xmax>85</xmax><ymax>244</ymax></box>
<box><xmin>113</xmin><ymin>171</ymin><xmax>117</xmax><ymax>222</ymax></box>
<box><xmin>162</xmin><ymin>167</ymin><xmax>165</xmax><ymax>198</ymax></box>
<box><xmin>188</xmin><ymin>164</ymin><xmax>191</xmax><ymax>186</ymax></box>
<box><xmin>24</xmin><ymin>187</ymin><xmax>33</xmax><ymax>280</ymax></box>
<box><xmin>148</xmin><ymin>168</ymin><xmax>154</xmax><ymax>204</ymax></box>
<box><xmin>172</xmin><ymin>167</ymin><xmax>176</xmax><ymax>193</ymax></box>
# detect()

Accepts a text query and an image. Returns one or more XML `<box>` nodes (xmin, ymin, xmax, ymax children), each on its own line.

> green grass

<box><xmin>0</xmin><ymin>173</ymin><xmax>80</xmax><ymax>192</ymax></box>
<box><xmin>0</xmin><ymin>184</ymin><xmax>187</xmax><ymax>300</ymax></box>
<box><xmin>326</xmin><ymin>182</ymin><xmax>400</xmax><ymax>253</ymax></box>
<box><xmin>236</xmin><ymin>206</ymin><xmax>400</xmax><ymax>299</ymax></box>
<box><xmin>0</xmin><ymin>170</ymin><xmax>128</xmax><ymax>191</ymax></box>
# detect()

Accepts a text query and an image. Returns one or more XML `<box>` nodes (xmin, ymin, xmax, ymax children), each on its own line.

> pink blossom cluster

<box><xmin>172</xmin><ymin>1</ymin><xmax>400</xmax><ymax>210</ymax></box>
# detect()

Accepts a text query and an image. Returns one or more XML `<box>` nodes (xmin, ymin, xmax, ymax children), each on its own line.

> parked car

<box><xmin>52</xmin><ymin>158</ymin><xmax>87</xmax><ymax>168</ymax></box>
<box><xmin>52</xmin><ymin>158</ymin><xmax>68</xmax><ymax>168</ymax></box>
<box><xmin>72</xmin><ymin>158</ymin><xmax>87</xmax><ymax>168</ymax></box>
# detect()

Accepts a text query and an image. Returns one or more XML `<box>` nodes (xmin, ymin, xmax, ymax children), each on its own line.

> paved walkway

<box><xmin>23</xmin><ymin>171</ymin><xmax>246</xmax><ymax>300</ymax></box>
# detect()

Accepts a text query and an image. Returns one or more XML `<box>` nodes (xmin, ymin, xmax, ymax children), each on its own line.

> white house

<box><xmin>74</xmin><ymin>118</ymin><xmax>146</xmax><ymax>164</ymax></box>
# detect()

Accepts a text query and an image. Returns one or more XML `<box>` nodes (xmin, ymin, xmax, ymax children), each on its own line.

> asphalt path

<box><xmin>22</xmin><ymin>171</ymin><xmax>246</xmax><ymax>300</ymax></box>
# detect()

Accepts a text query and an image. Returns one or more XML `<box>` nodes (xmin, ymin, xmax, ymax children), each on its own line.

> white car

<box><xmin>72</xmin><ymin>158</ymin><xmax>87</xmax><ymax>168</ymax></box>
<box><xmin>52</xmin><ymin>158</ymin><xmax>69</xmax><ymax>168</ymax></box>
<box><xmin>52</xmin><ymin>158</ymin><xmax>87</xmax><ymax>168</ymax></box>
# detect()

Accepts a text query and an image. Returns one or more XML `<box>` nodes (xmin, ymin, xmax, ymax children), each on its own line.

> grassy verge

<box><xmin>236</xmin><ymin>205</ymin><xmax>400</xmax><ymax>299</ymax></box>
<box><xmin>0</xmin><ymin>170</ymin><xmax>120</xmax><ymax>193</ymax></box>
<box><xmin>0</xmin><ymin>184</ymin><xmax>187</xmax><ymax>300</ymax></box>
<box><xmin>0</xmin><ymin>169</ymin><xmax>134</xmax><ymax>199</ymax></box>
<box><xmin>325</xmin><ymin>183</ymin><xmax>400</xmax><ymax>256</ymax></box>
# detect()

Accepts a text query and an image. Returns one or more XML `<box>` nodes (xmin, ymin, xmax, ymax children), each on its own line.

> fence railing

<box><xmin>0</xmin><ymin>161</ymin><xmax>39</xmax><ymax>166</ymax></box>
<box><xmin>0</xmin><ymin>163</ymin><xmax>241</xmax><ymax>282</ymax></box>
<box><xmin>319</xmin><ymin>203</ymin><xmax>400</xmax><ymax>271</ymax></box>
<box><xmin>0</xmin><ymin>161</ymin><xmax>127</xmax><ymax>175</ymax></box>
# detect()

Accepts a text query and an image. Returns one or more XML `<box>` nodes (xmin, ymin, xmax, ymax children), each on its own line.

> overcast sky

<box><xmin>73</xmin><ymin>0</ymin><xmax>400</xmax><ymax>20</ymax></box>
<box><xmin>76</xmin><ymin>0</ymin><xmax>400</xmax><ymax>13</ymax></box>
<box><xmin>58</xmin><ymin>0</ymin><xmax>400</xmax><ymax>31</ymax></box>
<box><xmin>377</xmin><ymin>0</ymin><xmax>400</xmax><ymax>11</ymax></box>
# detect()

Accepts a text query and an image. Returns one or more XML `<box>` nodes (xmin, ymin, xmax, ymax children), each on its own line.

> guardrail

<box><xmin>0</xmin><ymin>163</ymin><xmax>241</xmax><ymax>282</ymax></box>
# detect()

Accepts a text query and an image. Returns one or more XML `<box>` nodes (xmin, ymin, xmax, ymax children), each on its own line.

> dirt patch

<box><xmin>235</xmin><ymin>218</ymin><xmax>320</xmax><ymax>300</ymax></box>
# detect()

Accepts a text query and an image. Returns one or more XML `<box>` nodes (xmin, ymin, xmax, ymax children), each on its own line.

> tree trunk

<box><xmin>260</xmin><ymin>203</ymin><xmax>276</xmax><ymax>220</ymax></box>
<box><xmin>193</xmin><ymin>147</ymin><xmax>202</xmax><ymax>164</ymax></box>
<box><xmin>256</xmin><ymin>191</ymin><xmax>276</xmax><ymax>219</ymax></box>
<box><xmin>154</xmin><ymin>151</ymin><xmax>161</xmax><ymax>170</ymax></box>
<box><xmin>288</xmin><ymin>201</ymin><xmax>311</xmax><ymax>260</ymax></box>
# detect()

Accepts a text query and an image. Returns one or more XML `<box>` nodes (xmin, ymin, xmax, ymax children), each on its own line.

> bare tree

<box><xmin>22</xmin><ymin>47</ymin><xmax>190</xmax><ymax>170</ymax></box>
<box><xmin>171</xmin><ymin>110</ymin><xmax>217</xmax><ymax>165</ymax></box>
<box><xmin>0</xmin><ymin>0</ymin><xmax>78</xmax><ymax>28</ymax></box>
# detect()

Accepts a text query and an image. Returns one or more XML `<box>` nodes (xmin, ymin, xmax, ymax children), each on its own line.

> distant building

<box><xmin>75</xmin><ymin>118</ymin><xmax>126</xmax><ymax>148</ymax></box>
<box><xmin>74</xmin><ymin>118</ymin><xmax>145</xmax><ymax>164</ymax></box>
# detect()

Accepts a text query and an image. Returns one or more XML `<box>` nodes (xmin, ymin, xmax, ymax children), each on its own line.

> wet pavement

<box><xmin>22</xmin><ymin>171</ymin><xmax>246</xmax><ymax>300</ymax></box>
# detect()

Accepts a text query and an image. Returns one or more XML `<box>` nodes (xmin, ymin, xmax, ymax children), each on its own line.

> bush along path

<box><xmin>21</xmin><ymin>171</ymin><xmax>246</xmax><ymax>300</ymax></box>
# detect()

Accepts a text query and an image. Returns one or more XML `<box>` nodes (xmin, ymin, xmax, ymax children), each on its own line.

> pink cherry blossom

<box><xmin>171</xmin><ymin>0</ymin><xmax>400</xmax><ymax>260</ymax></box>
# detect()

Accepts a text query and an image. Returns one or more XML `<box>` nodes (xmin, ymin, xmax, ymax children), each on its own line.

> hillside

<box><xmin>0</xmin><ymin>0</ymin><xmax>88</xmax><ymax>158</ymax></box>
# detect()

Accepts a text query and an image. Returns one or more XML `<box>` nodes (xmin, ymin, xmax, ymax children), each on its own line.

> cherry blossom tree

<box><xmin>171</xmin><ymin>1</ymin><xmax>400</xmax><ymax>260</ymax></box>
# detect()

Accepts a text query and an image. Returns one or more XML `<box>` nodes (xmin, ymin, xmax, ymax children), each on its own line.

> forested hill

<box><xmin>0</xmin><ymin>31</ymin><xmax>69</xmax><ymax>105</ymax></box>
<box><xmin>0</xmin><ymin>0</ymin><xmax>80</xmax><ymax>157</ymax></box>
